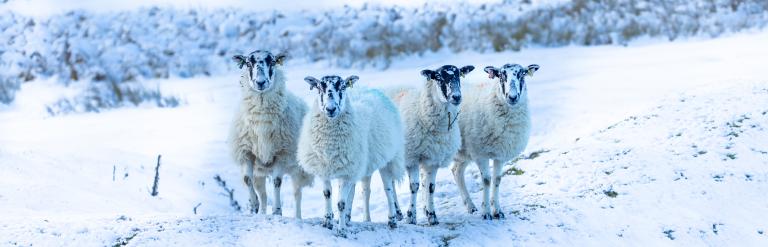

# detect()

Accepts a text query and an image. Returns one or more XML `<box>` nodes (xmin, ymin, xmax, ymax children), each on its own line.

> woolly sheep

<box><xmin>387</xmin><ymin>65</ymin><xmax>475</xmax><ymax>225</ymax></box>
<box><xmin>229</xmin><ymin>50</ymin><xmax>313</xmax><ymax>218</ymax></box>
<box><xmin>452</xmin><ymin>63</ymin><xmax>540</xmax><ymax>220</ymax></box>
<box><xmin>298</xmin><ymin>75</ymin><xmax>405</xmax><ymax>237</ymax></box>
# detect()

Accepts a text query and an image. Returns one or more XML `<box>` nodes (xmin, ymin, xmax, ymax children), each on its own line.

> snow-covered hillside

<box><xmin>1</xmin><ymin>26</ymin><xmax>767</xmax><ymax>246</ymax></box>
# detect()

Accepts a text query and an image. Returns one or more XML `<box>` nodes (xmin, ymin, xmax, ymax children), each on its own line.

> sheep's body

<box><xmin>452</xmin><ymin>81</ymin><xmax>531</xmax><ymax>219</ymax></box>
<box><xmin>387</xmin><ymin>80</ymin><xmax>462</xmax><ymax>225</ymax></box>
<box><xmin>298</xmin><ymin>88</ymin><xmax>404</xmax><ymax>235</ymax></box>
<box><xmin>229</xmin><ymin>68</ymin><xmax>313</xmax><ymax>218</ymax></box>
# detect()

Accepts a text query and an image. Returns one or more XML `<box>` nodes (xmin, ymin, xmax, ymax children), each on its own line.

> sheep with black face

<box><xmin>229</xmin><ymin>50</ymin><xmax>313</xmax><ymax>219</ymax></box>
<box><xmin>452</xmin><ymin>63</ymin><xmax>540</xmax><ymax>220</ymax></box>
<box><xmin>386</xmin><ymin>64</ymin><xmax>474</xmax><ymax>225</ymax></box>
<box><xmin>297</xmin><ymin>75</ymin><xmax>405</xmax><ymax>237</ymax></box>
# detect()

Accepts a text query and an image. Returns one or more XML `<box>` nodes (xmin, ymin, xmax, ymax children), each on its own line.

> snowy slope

<box><xmin>1</xmin><ymin>31</ymin><xmax>768</xmax><ymax>246</ymax></box>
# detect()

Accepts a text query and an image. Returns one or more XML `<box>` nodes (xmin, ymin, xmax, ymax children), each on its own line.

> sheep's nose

<box><xmin>451</xmin><ymin>95</ymin><xmax>462</xmax><ymax>103</ymax></box>
<box><xmin>325</xmin><ymin>106</ymin><xmax>337</xmax><ymax>113</ymax></box>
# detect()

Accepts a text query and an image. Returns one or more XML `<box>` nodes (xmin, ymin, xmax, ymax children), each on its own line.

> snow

<box><xmin>1</xmin><ymin>21</ymin><xmax>768</xmax><ymax>247</ymax></box>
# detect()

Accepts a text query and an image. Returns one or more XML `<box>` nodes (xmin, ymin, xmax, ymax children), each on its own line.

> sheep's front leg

<box><xmin>421</xmin><ymin>165</ymin><xmax>439</xmax><ymax>225</ymax></box>
<box><xmin>491</xmin><ymin>159</ymin><xmax>505</xmax><ymax>219</ymax></box>
<box><xmin>405</xmin><ymin>164</ymin><xmax>420</xmax><ymax>224</ymax></box>
<box><xmin>243</xmin><ymin>162</ymin><xmax>259</xmax><ymax>214</ymax></box>
<box><xmin>272</xmin><ymin>175</ymin><xmax>283</xmax><ymax>216</ymax></box>
<box><xmin>451</xmin><ymin>160</ymin><xmax>477</xmax><ymax>214</ymax></box>
<box><xmin>336</xmin><ymin>179</ymin><xmax>356</xmax><ymax>237</ymax></box>
<box><xmin>379</xmin><ymin>168</ymin><xmax>399</xmax><ymax>228</ymax></box>
<box><xmin>322</xmin><ymin>180</ymin><xmax>333</xmax><ymax>229</ymax></box>
<box><xmin>476</xmin><ymin>159</ymin><xmax>492</xmax><ymax>220</ymax></box>
<box><xmin>361</xmin><ymin>176</ymin><xmax>372</xmax><ymax>222</ymax></box>
<box><xmin>254</xmin><ymin>176</ymin><xmax>268</xmax><ymax>215</ymax></box>
<box><xmin>391</xmin><ymin>180</ymin><xmax>403</xmax><ymax>221</ymax></box>
<box><xmin>291</xmin><ymin>175</ymin><xmax>303</xmax><ymax>219</ymax></box>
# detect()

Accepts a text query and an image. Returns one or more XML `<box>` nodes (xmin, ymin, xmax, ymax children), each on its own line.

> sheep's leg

<box><xmin>476</xmin><ymin>159</ymin><xmax>492</xmax><ymax>220</ymax></box>
<box><xmin>322</xmin><ymin>179</ymin><xmax>333</xmax><ymax>230</ymax></box>
<box><xmin>491</xmin><ymin>159</ymin><xmax>505</xmax><ymax>219</ymax></box>
<box><xmin>243</xmin><ymin>162</ymin><xmax>259</xmax><ymax>214</ymax></box>
<box><xmin>421</xmin><ymin>165</ymin><xmax>439</xmax><ymax>225</ymax></box>
<box><xmin>379</xmin><ymin>168</ymin><xmax>398</xmax><ymax>228</ymax></box>
<box><xmin>451</xmin><ymin>160</ymin><xmax>477</xmax><ymax>214</ymax></box>
<box><xmin>405</xmin><ymin>164</ymin><xmax>420</xmax><ymax>224</ymax></box>
<box><xmin>272</xmin><ymin>175</ymin><xmax>283</xmax><ymax>216</ymax></box>
<box><xmin>361</xmin><ymin>176</ymin><xmax>372</xmax><ymax>222</ymax></box>
<box><xmin>336</xmin><ymin>179</ymin><xmax>356</xmax><ymax>237</ymax></box>
<box><xmin>254</xmin><ymin>176</ymin><xmax>268</xmax><ymax>215</ymax></box>
<box><xmin>344</xmin><ymin>181</ymin><xmax>356</xmax><ymax>225</ymax></box>
<box><xmin>291</xmin><ymin>175</ymin><xmax>303</xmax><ymax>219</ymax></box>
<box><xmin>391</xmin><ymin>180</ymin><xmax>403</xmax><ymax>221</ymax></box>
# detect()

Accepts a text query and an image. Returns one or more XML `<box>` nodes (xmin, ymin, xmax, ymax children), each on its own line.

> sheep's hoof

<box><xmin>250</xmin><ymin>207</ymin><xmax>259</xmax><ymax>214</ymax></box>
<box><xmin>425</xmin><ymin>210</ymin><xmax>439</xmax><ymax>225</ymax></box>
<box><xmin>395</xmin><ymin>209</ymin><xmax>404</xmax><ymax>221</ymax></box>
<box><xmin>388</xmin><ymin>216</ymin><xmax>398</xmax><ymax>229</ymax></box>
<box><xmin>335</xmin><ymin>229</ymin><xmax>347</xmax><ymax>238</ymax></box>
<box><xmin>467</xmin><ymin>205</ymin><xmax>478</xmax><ymax>214</ymax></box>
<box><xmin>345</xmin><ymin>214</ymin><xmax>352</xmax><ymax>226</ymax></box>
<box><xmin>482</xmin><ymin>213</ymin><xmax>493</xmax><ymax>220</ymax></box>
<box><xmin>406</xmin><ymin>209</ymin><xmax>417</xmax><ymax>224</ymax></box>
<box><xmin>272</xmin><ymin>208</ymin><xmax>282</xmax><ymax>216</ymax></box>
<box><xmin>493</xmin><ymin>211</ymin><xmax>505</xmax><ymax>219</ymax></box>
<box><xmin>323</xmin><ymin>213</ymin><xmax>334</xmax><ymax>230</ymax></box>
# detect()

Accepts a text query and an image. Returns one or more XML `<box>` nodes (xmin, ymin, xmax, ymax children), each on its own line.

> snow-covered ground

<box><xmin>1</xmin><ymin>29</ymin><xmax>767</xmax><ymax>246</ymax></box>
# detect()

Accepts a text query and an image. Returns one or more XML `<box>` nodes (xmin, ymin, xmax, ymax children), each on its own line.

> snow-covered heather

<box><xmin>1</xmin><ymin>30</ymin><xmax>767</xmax><ymax>246</ymax></box>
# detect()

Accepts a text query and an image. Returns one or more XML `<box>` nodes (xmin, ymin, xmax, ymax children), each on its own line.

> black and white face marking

<box><xmin>421</xmin><ymin>65</ymin><xmax>474</xmax><ymax>106</ymax></box>
<box><xmin>484</xmin><ymin>63</ymin><xmax>540</xmax><ymax>106</ymax></box>
<box><xmin>232</xmin><ymin>50</ymin><xmax>287</xmax><ymax>92</ymax></box>
<box><xmin>304</xmin><ymin>75</ymin><xmax>359</xmax><ymax>119</ymax></box>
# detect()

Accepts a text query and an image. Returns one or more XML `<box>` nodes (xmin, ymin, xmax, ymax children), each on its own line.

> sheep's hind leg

<box><xmin>272</xmin><ymin>175</ymin><xmax>283</xmax><ymax>216</ymax></box>
<box><xmin>421</xmin><ymin>165</ymin><xmax>439</xmax><ymax>225</ymax></box>
<box><xmin>322</xmin><ymin>180</ymin><xmax>333</xmax><ymax>230</ymax></box>
<box><xmin>476</xmin><ymin>159</ymin><xmax>493</xmax><ymax>220</ymax></box>
<box><xmin>379</xmin><ymin>168</ymin><xmax>399</xmax><ymax>228</ymax></box>
<box><xmin>491</xmin><ymin>159</ymin><xmax>505</xmax><ymax>219</ymax></box>
<box><xmin>244</xmin><ymin>162</ymin><xmax>259</xmax><ymax>214</ymax></box>
<box><xmin>291</xmin><ymin>174</ymin><xmax>304</xmax><ymax>219</ymax></box>
<box><xmin>361</xmin><ymin>176</ymin><xmax>372</xmax><ymax>222</ymax></box>
<box><xmin>405</xmin><ymin>164</ymin><xmax>419</xmax><ymax>224</ymax></box>
<box><xmin>254</xmin><ymin>175</ymin><xmax>268</xmax><ymax>215</ymax></box>
<box><xmin>451</xmin><ymin>160</ymin><xmax>477</xmax><ymax>214</ymax></box>
<box><xmin>391</xmin><ymin>180</ymin><xmax>403</xmax><ymax>221</ymax></box>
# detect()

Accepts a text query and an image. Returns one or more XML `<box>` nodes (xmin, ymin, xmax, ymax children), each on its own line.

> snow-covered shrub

<box><xmin>1</xmin><ymin>0</ymin><xmax>767</xmax><ymax>106</ymax></box>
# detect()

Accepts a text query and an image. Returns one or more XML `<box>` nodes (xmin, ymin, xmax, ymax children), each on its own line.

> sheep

<box><xmin>451</xmin><ymin>63</ymin><xmax>540</xmax><ymax>220</ymax></box>
<box><xmin>387</xmin><ymin>65</ymin><xmax>475</xmax><ymax>225</ymax></box>
<box><xmin>298</xmin><ymin>75</ymin><xmax>405</xmax><ymax>237</ymax></box>
<box><xmin>229</xmin><ymin>50</ymin><xmax>313</xmax><ymax>219</ymax></box>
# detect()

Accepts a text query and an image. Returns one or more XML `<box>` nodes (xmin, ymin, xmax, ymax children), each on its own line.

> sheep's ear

<box><xmin>527</xmin><ymin>64</ymin><xmax>540</xmax><ymax>77</ymax></box>
<box><xmin>484</xmin><ymin>66</ymin><xmax>499</xmax><ymax>79</ymax></box>
<box><xmin>459</xmin><ymin>65</ymin><xmax>475</xmax><ymax>78</ymax></box>
<box><xmin>345</xmin><ymin>75</ymin><xmax>359</xmax><ymax>89</ymax></box>
<box><xmin>304</xmin><ymin>76</ymin><xmax>320</xmax><ymax>91</ymax></box>
<box><xmin>275</xmin><ymin>53</ymin><xmax>288</xmax><ymax>66</ymax></box>
<box><xmin>421</xmin><ymin>69</ymin><xmax>437</xmax><ymax>81</ymax></box>
<box><xmin>233</xmin><ymin>55</ymin><xmax>247</xmax><ymax>69</ymax></box>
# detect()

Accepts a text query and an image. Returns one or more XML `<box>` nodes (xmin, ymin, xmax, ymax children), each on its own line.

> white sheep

<box><xmin>452</xmin><ymin>63</ymin><xmax>540</xmax><ymax>220</ymax></box>
<box><xmin>298</xmin><ymin>75</ymin><xmax>405</xmax><ymax>237</ymax></box>
<box><xmin>387</xmin><ymin>65</ymin><xmax>475</xmax><ymax>225</ymax></box>
<box><xmin>229</xmin><ymin>50</ymin><xmax>313</xmax><ymax>219</ymax></box>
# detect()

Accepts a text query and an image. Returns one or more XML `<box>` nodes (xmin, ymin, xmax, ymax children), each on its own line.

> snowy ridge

<box><xmin>2</xmin><ymin>0</ymin><xmax>768</xmax><ymax>106</ymax></box>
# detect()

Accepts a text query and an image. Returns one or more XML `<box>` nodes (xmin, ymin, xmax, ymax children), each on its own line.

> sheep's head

<box><xmin>484</xmin><ymin>64</ymin><xmax>539</xmax><ymax>106</ymax></box>
<box><xmin>232</xmin><ymin>50</ymin><xmax>287</xmax><ymax>92</ymax></box>
<box><xmin>421</xmin><ymin>65</ymin><xmax>474</xmax><ymax>106</ymax></box>
<box><xmin>304</xmin><ymin>75</ymin><xmax>359</xmax><ymax>119</ymax></box>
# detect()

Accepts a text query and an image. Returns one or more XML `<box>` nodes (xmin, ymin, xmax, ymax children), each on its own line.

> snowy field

<box><xmin>1</xmin><ymin>23</ymin><xmax>767</xmax><ymax>246</ymax></box>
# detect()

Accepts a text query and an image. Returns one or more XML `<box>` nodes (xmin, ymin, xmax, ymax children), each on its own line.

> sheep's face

<box><xmin>484</xmin><ymin>64</ymin><xmax>539</xmax><ymax>106</ymax></box>
<box><xmin>421</xmin><ymin>65</ymin><xmax>474</xmax><ymax>106</ymax></box>
<box><xmin>304</xmin><ymin>75</ymin><xmax>359</xmax><ymax>119</ymax></box>
<box><xmin>232</xmin><ymin>50</ymin><xmax>287</xmax><ymax>92</ymax></box>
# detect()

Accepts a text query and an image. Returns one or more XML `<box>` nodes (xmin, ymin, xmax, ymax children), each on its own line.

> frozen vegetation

<box><xmin>1</xmin><ymin>0</ymin><xmax>767</xmax><ymax>112</ymax></box>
